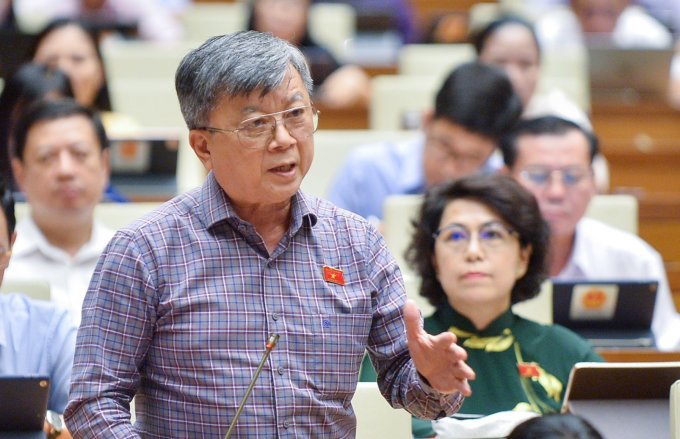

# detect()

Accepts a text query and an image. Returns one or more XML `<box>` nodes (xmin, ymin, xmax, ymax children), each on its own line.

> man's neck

<box><xmin>32</xmin><ymin>213</ymin><xmax>94</xmax><ymax>258</ymax></box>
<box><xmin>549</xmin><ymin>232</ymin><xmax>576</xmax><ymax>277</ymax></box>
<box><xmin>233</xmin><ymin>201</ymin><xmax>292</xmax><ymax>255</ymax></box>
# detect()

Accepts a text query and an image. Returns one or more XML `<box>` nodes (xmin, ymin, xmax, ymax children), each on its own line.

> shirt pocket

<box><xmin>298</xmin><ymin>313</ymin><xmax>373</xmax><ymax>397</ymax></box>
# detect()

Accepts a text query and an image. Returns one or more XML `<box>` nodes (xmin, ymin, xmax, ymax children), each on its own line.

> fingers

<box><xmin>403</xmin><ymin>299</ymin><xmax>423</xmax><ymax>344</ymax></box>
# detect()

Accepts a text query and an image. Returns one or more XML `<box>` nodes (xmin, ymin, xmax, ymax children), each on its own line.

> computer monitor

<box><xmin>108</xmin><ymin>129</ymin><xmax>181</xmax><ymax>200</ymax></box>
<box><xmin>587</xmin><ymin>46</ymin><xmax>675</xmax><ymax>104</ymax></box>
<box><xmin>552</xmin><ymin>279</ymin><xmax>658</xmax><ymax>348</ymax></box>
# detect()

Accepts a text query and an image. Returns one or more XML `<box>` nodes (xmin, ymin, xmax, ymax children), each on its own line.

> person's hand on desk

<box><xmin>404</xmin><ymin>300</ymin><xmax>475</xmax><ymax>396</ymax></box>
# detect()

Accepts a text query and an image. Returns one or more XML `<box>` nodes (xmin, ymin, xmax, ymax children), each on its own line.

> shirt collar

<box><xmin>199</xmin><ymin>172</ymin><xmax>318</xmax><ymax>232</ymax></box>
<box><xmin>11</xmin><ymin>215</ymin><xmax>113</xmax><ymax>263</ymax></box>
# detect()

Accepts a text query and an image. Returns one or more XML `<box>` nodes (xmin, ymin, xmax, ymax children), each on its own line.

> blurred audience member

<box><xmin>471</xmin><ymin>15</ymin><xmax>610</xmax><ymax>192</ymax></box>
<box><xmin>7</xmin><ymin>99</ymin><xmax>115</xmax><ymax>326</ymax></box>
<box><xmin>508</xmin><ymin>413</ymin><xmax>603</xmax><ymax>439</ymax></box>
<box><xmin>361</xmin><ymin>174</ymin><xmax>602</xmax><ymax>438</ymax></box>
<box><xmin>502</xmin><ymin>116</ymin><xmax>680</xmax><ymax>351</ymax></box>
<box><xmin>14</xmin><ymin>0</ymin><xmax>182</xmax><ymax>41</ymax></box>
<box><xmin>249</xmin><ymin>0</ymin><xmax>371</xmax><ymax>109</ymax></box>
<box><xmin>0</xmin><ymin>62</ymin><xmax>73</xmax><ymax>192</ymax></box>
<box><xmin>535</xmin><ymin>0</ymin><xmax>673</xmax><ymax>49</ymax></box>
<box><xmin>472</xmin><ymin>16</ymin><xmax>585</xmax><ymax>123</ymax></box>
<box><xmin>314</xmin><ymin>0</ymin><xmax>418</xmax><ymax>43</ymax></box>
<box><xmin>425</xmin><ymin>12</ymin><xmax>470</xmax><ymax>44</ymax></box>
<box><xmin>30</xmin><ymin>18</ymin><xmax>110</xmax><ymax>112</ymax></box>
<box><xmin>0</xmin><ymin>176</ymin><xmax>77</xmax><ymax>434</ymax></box>
<box><xmin>328</xmin><ymin>61</ymin><xmax>522</xmax><ymax>222</ymax></box>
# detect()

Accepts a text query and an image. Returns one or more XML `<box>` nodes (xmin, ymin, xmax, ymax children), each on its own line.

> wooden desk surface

<box><xmin>592</xmin><ymin>100</ymin><xmax>680</xmax><ymax>144</ymax></box>
<box><xmin>597</xmin><ymin>349</ymin><xmax>680</xmax><ymax>363</ymax></box>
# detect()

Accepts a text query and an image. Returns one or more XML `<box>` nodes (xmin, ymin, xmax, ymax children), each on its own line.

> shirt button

<box><xmin>272</xmin><ymin>313</ymin><xmax>280</xmax><ymax>321</ymax></box>
<box><xmin>283</xmin><ymin>420</ymin><xmax>290</xmax><ymax>429</ymax></box>
<box><xmin>277</xmin><ymin>366</ymin><xmax>285</xmax><ymax>375</ymax></box>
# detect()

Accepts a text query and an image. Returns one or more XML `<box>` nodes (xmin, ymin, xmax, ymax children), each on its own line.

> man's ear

<box><xmin>420</xmin><ymin>108</ymin><xmax>434</xmax><ymax>131</ymax></box>
<box><xmin>498</xmin><ymin>165</ymin><xmax>511</xmax><ymax>176</ymax></box>
<box><xmin>516</xmin><ymin>244</ymin><xmax>532</xmax><ymax>280</ymax></box>
<box><xmin>10</xmin><ymin>158</ymin><xmax>25</xmax><ymax>192</ymax></box>
<box><xmin>10</xmin><ymin>232</ymin><xmax>16</xmax><ymax>249</ymax></box>
<box><xmin>189</xmin><ymin>130</ymin><xmax>213</xmax><ymax>171</ymax></box>
<box><xmin>100</xmin><ymin>148</ymin><xmax>111</xmax><ymax>186</ymax></box>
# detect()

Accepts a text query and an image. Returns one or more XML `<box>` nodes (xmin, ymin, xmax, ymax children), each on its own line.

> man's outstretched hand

<box><xmin>404</xmin><ymin>300</ymin><xmax>475</xmax><ymax>396</ymax></box>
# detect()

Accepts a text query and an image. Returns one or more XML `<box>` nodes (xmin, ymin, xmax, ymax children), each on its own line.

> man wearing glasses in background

<box><xmin>501</xmin><ymin>115</ymin><xmax>680</xmax><ymax>351</ymax></box>
<box><xmin>327</xmin><ymin>61</ymin><xmax>523</xmax><ymax>225</ymax></box>
<box><xmin>65</xmin><ymin>31</ymin><xmax>476</xmax><ymax>437</ymax></box>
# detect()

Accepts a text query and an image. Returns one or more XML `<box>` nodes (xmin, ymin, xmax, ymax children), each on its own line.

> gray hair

<box><xmin>175</xmin><ymin>30</ymin><xmax>314</xmax><ymax>129</ymax></box>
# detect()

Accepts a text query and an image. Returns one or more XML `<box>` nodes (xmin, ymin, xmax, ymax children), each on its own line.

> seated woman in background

<box><xmin>360</xmin><ymin>174</ymin><xmax>603</xmax><ymax>438</ymax></box>
<box><xmin>30</xmin><ymin>18</ymin><xmax>137</xmax><ymax>134</ymax></box>
<box><xmin>0</xmin><ymin>62</ymin><xmax>73</xmax><ymax>192</ymax></box>
<box><xmin>248</xmin><ymin>0</ymin><xmax>371</xmax><ymax>109</ymax></box>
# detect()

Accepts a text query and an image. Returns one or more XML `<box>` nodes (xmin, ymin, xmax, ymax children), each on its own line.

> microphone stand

<box><xmin>224</xmin><ymin>333</ymin><xmax>280</xmax><ymax>439</ymax></box>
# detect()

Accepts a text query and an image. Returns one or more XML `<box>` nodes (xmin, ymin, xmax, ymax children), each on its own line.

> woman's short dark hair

<box><xmin>12</xmin><ymin>98</ymin><xmax>108</xmax><ymax>161</ymax></box>
<box><xmin>405</xmin><ymin>174</ymin><xmax>549</xmax><ymax>307</ymax></box>
<box><xmin>507</xmin><ymin>414</ymin><xmax>603</xmax><ymax>439</ymax></box>
<box><xmin>470</xmin><ymin>15</ymin><xmax>541</xmax><ymax>60</ymax></box>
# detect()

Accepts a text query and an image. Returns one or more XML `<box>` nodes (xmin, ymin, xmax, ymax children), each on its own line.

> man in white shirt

<box><xmin>8</xmin><ymin>98</ymin><xmax>114</xmax><ymax>326</ymax></box>
<box><xmin>501</xmin><ymin>115</ymin><xmax>680</xmax><ymax>351</ymax></box>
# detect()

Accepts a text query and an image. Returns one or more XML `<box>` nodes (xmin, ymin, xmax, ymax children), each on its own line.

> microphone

<box><xmin>224</xmin><ymin>333</ymin><xmax>280</xmax><ymax>439</ymax></box>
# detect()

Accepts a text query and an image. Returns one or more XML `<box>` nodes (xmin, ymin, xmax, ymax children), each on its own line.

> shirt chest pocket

<box><xmin>290</xmin><ymin>313</ymin><xmax>373</xmax><ymax>395</ymax></box>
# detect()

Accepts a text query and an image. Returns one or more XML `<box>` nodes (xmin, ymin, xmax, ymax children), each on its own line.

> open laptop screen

<box><xmin>0</xmin><ymin>376</ymin><xmax>49</xmax><ymax>431</ymax></box>
<box><xmin>562</xmin><ymin>362</ymin><xmax>680</xmax><ymax>439</ymax></box>
<box><xmin>108</xmin><ymin>130</ymin><xmax>180</xmax><ymax>200</ymax></box>
<box><xmin>552</xmin><ymin>280</ymin><xmax>657</xmax><ymax>347</ymax></box>
<box><xmin>587</xmin><ymin>46</ymin><xmax>675</xmax><ymax>103</ymax></box>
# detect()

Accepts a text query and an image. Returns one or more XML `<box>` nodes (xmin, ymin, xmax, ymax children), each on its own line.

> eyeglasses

<box><xmin>427</xmin><ymin>135</ymin><xmax>490</xmax><ymax>168</ymax></box>
<box><xmin>519</xmin><ymin>166</ymin><xmax>591</xmax><ymax>187</ymax></box>
<box><xmin>433</xmin><ymin>222</ymin><xmax>518</xmax><ymax>253</ymax></box>
<box><xmin>0</xmin><ymin>247</ymin><xmax>11</xmax><ymax>269</ymax></box>
<box><xmin>196</xmin><ymin>105</ymin><xmax>319</xmax><ymax>149</ymax></box>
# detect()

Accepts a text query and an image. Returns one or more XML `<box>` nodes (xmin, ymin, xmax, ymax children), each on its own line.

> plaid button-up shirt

<box><xmin>66</xmin><ymin>173</ymin><xmax>463</xmax><ymax>438</ymax></box>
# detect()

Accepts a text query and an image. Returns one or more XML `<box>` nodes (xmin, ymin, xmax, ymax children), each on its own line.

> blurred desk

<box><xmin>592</xmin><ymin>100</ymin><xmax>680</xmax><ymax>146</ymax></box>
<box><xmin>316</xmin><ymin>103</ymin><xmax>369</xmax><ymax>129</ymax></box>
<box><xmin>597</xmin><ymin>348</ymin><xmax>680</xmax><ymax>362</ymax></box>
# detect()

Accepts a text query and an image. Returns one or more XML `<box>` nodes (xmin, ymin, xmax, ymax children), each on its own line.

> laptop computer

<box><xmin>562</xmin><ymin>361</ymin><xmax>680</xmax><ymax>439</ymax></box>
<box><xmin>552</xmin><ymin>279</ymin><xmax>658</xmax><ymax>348</ymax></box>
<box><xmin>108</xmin><ymin>129</ymin><xmax>181</xmax><ymax>201</ymax></box>
<box><xmin>587</xmin><ymin>45</ymin><xmax>675</xmax><ymax>104</ymax></box>
<box><xmin>0</xmin><ymin>376</ymin><xmax>49</xmax><ymax>431</ymax></box>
